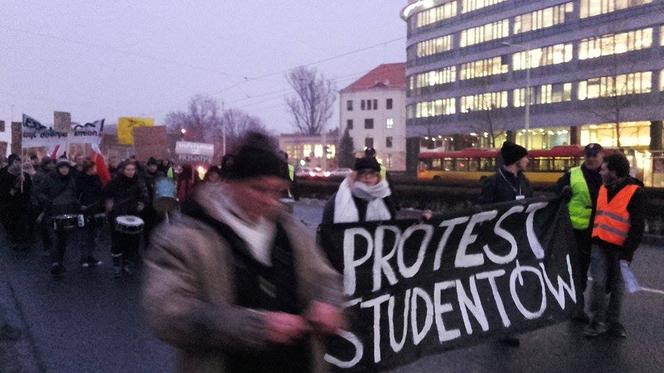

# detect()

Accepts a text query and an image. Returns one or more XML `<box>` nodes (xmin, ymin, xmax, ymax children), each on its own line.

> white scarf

<box><xmin>333</xmin><ymin>177</ymin><xmax>392</xmax><ymax>223</ymax></box>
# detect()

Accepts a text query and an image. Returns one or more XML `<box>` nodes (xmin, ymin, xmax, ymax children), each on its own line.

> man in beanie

<box><xmin>143</xmin><ymin>131</ymin><xmax>345</xmax><ymax>373</ymax></box>
<box><xmin>477</xmin><ymin>141</ymin><xmax>532</xmax><ymax>347</ymax></box>
<box><xmin>478</xmin><ymin>141</ymin><xmax>533</xmax><ymax>205</ymax></box>
<box><xmin>556</xmin><ymin>143</ymin><xmax>604</xmax><ymax>323</ymax></box>
<box><xmin>322</xmin><ymin>155</ymin><xmax>397</xmax><ymax>224</ymax></box>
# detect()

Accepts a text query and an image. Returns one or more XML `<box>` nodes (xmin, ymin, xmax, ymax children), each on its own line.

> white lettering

<box><xmin>410</xmin><ymin>287</ymin><xmax>434</xmax><ymax>346</ymax></box>
<box><xmin>455</xmin><ymin>211</ymin><xmax>498</xmax><ymax>268</ymax></box>
<box><xmin>475</xmin><ymin>270</ymin><xmax>511</xmax><ymax>327</ymax></box>
<box><xmin>360</xmin><ymin>294</ymin><xmax>390</xmax><ymax>363</ymax></box>
<box><xmin>397</xmin><ymin>224</ymin><xmax>434</xmax><ymax>279</ymax></box>
<box><xmin>433</xmin><ymin>281</ymin><xmax>462</xmax><ymax>342</ymax></box>
<box><xmin>433</xmin><ymin>217</ymin><xmax>469</xmax><ymax>271</ymax></box>
<box><xmin>343</xmin><ymin>228</ymin><xmax>374</xmax><ymax>296</ymax></box>
<box><xmin>388</xmin><ymin>290</ymin><xmax>410</xmax><ymax>353</ymax></box>
<box><xmin>373</xmin><ymin>226</ymin><xmax>401</xmax><ymax>292</ymax></box>
<box><xmin>525</xmin><ymin>203</ymin><xmax>548</xmax><ymax>259</ymax></box>
<box><xmin>510</xmin><ymin>260</ymin><xmax>547</xmax><ymax>319</ymax></box>
<box><xmin>455</xmin><ymin>276</ymin><xmax>489</xmax><ymax>335</ymax></box>
<box><xmin>324</xmin><ymin>330</ymin><xmax>364</xmax><ymax>369</ymax></box>
<box><xmin>539</xmin><ymin>255</ymin><xmax>576</xmax><ymax>310</ymax></box>
<box><xmin>483</xmin><ymin>206</ymin><xmax>523</xmax><ymax>264</ymax></box>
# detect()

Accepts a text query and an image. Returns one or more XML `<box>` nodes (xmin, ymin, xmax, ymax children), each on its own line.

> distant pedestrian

<box><xmin>557</xmin><ymin>143</ymin><xmax>604</xmax><ymax>323</ymax></box>
<box><xmin>75</xmin><ymin>159</ymin><xmax>105</xmax><ymax>268</ymax></box>
<box><xmin>322</xmin><ymin>156</ymin><xmax>397</xmax><ymax>224</ymax></box>
<box><xmin>143</xmin><ymin>132</ymin><xmax>345</xmax><ymax>373</ymax></box>
<box><xmin>584</xmin><ymin>153</ymin><xmax>645</xmax><ymax>338</ymax></box>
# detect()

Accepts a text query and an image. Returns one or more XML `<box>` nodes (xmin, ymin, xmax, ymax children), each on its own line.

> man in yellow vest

<box><xmin>556</xmin><ymin>143</ymin><xmax>603</xmax><ymax>323</ymax></box>
<box><xmin>584</xmin><ymin>153</ymin><xmax>645</xmax><ymax>338</ymax></box>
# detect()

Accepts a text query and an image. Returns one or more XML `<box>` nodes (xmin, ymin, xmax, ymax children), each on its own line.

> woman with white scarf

<box><xmin>321</xmin><ymin>156</ymin><xmax>397</xmax><ymax>224</ymax></box>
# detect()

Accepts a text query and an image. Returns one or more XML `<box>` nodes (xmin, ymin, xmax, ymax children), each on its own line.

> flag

<box><xmin>91</xmin><ymin>144</ymin><xmax>111</xmax><ymax>186</ymax></box>
<box><xmin>49</xmin><ymin>144</ymin><xmax>66</xmax><ymax>159</ymax></box>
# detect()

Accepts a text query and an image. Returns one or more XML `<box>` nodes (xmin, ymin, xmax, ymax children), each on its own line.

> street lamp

<box><xmin>502</xmin><ymin>41</ymin><xmax>531</xmax><ymax>148</ymax></box>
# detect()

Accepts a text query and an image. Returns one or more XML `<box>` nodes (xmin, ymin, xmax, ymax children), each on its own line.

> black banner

<box><xmin>319</xmin><ymin>197</ymin><xmax>578</xmax><ymax>371</ymax></box>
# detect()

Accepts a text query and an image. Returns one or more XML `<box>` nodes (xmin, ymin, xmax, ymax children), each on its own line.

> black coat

<box><xmin>0</xmin><ymin>167</ymin><xmax>32</xmax><ymax>217</ymax></box>
<box><xmin>477</xmin><ymin>167</ymin><xmax>534</xmax><ymax>205</ymax></box>
<box><xmin>37</xmin><ymin>171</ymin><xmax>78</xmax><ymax>216</ymax></box>
<box><xmin>76</xmin><ymin>173</ymin><xmax>105</xmax><ymax>215</ymax></box>
<box><xmin>104</xmin><ymin>174</ymin><xmax>148</xmax><ymax>217</ymax></box>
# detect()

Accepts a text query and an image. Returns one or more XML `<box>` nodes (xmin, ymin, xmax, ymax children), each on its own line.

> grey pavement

<box><xmin>0</xmin><ymin>200</ymin><xmax>661</xmax><ymax>372</ymax></box>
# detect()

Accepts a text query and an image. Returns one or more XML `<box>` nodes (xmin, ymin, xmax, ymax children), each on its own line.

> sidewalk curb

<box><xmin>0</xmin><ymin>256</ymin><xmax>46</xmax><ymax>372</ymax></box>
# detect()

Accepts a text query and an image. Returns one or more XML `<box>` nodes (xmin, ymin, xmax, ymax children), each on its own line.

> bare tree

<box><xmin>285</xmin><ymin>66</ymin><xmax>336</xmax><ymax>135</ymax></box>
<box><xmin>165</xmin><ymin>94</ymin><xmax>222</xmax><ymax>142</ymax></box>
<box><xmin>216</xmin><ymin>108</ymin><xmax>267</xmax><ymax>153</ymax></box>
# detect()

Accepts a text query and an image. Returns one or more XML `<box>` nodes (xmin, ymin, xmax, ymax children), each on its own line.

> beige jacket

<box><xmin>142</xmin><ymin>184</ymin><xmax>343</xmax><ymax>373</ymax></box>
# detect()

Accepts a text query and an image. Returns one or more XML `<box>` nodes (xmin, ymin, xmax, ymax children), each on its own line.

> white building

<box><xmin>339</xmin><ymin>63</ymin><xmax>407</xmax><ymax>171</ymax></box>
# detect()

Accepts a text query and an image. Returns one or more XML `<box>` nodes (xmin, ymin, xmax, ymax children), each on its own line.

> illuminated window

<box><xmin>410</xmin><ymin>66</ymin><xmax>457</xmax><ymax>93</ymax></box>
<box><xmin>386</xmin><ymin>118</ymin><xmax>394</xmax><ymax>129</ymax></box>
<box><xmin>460</xmin><ymin>56</ymin><xmax>508</xmax><ymax>80</ymax></box>
<box><xmin>461</xmin><ymin>0</ymin><xmax>506</xmax><ymax>14</ymax></box>
<box><xmin>303</xmin><ymin>144</ymin><xmax>312</xmax><ymax>157</ymax></box>
<box><xmin>513</xmin><ymin>43</ymin><xmax>573</xmax><ymax>71</ymax></box>
<box><xmin>460</xmin><ymin>19</ymin><xmax>509</xmax><ymax>47</ymax></box>
<box><xmin>416</xmin><ymin>34</ymin><xmax>454</xmax><ymax>58</ymax></box>
<box><xmin>579</xmin><ymin>27</ymin><xmax>653</xmax><ymax>60</ymax></box>
<box><xmin>578</xmin><ymin>71</ymin><xmax>652</xmax><ymax>100</ymax></box>
<box><xmin>461</xmin><ymin>91</ymin><xmax>508</xmax><ymax>112</ymax></box>
<box><xmin>514</xmin><ymin>83</ymin><xmax>572</xmax><ymax>107</ymax></box>
<box><xmin>314</xmin><ymin>144</ymin><xmax>323</xmax><ymax>158</ymax></box>
<box><xmin>415</xmin><ymin>98</ymin><xmax>457</xmax><ymax>118</ymax></box>
<box><xmin>326</xmin><ymin>145</ymin><xmax>336</xmax><ymax>159</ymax></box>
<box><xmin>513</xmin><ymin>3</ymin><xmax>574</xmax><ymax>35</ymax></box>
<box><xmin>581</xmin><ymin>122</ymin><xmax>650</xmax><ymax>147</ymax></box>
<box><xmin>580</xmin><ymin>0</ymin><xmax>652</xmax><ymax>19</ymax></box>
<box><xmin>416</xmin><ymin>1</ymin><xmax>458</xmax><ymax>28</ymax></box>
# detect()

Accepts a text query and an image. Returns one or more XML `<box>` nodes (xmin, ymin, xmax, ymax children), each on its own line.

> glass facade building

<box><xmin>403</xmin><ymin>0</ymin><xmax>664</xmax><ymax>155</ymax></box>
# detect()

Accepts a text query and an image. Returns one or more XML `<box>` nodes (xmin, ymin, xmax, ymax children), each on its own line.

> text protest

<box><xmin>319</xmin><ymin>197</ymin><xmax>578</xmax><ymax>371</ymax></box>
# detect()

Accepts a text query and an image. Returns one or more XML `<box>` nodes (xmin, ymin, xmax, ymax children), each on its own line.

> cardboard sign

<box><xmin>134</xmin><ymin>126</ymin><xmax>169</xmax><ymax>162</ymax></box>
<box><xmin>175</xmin><ymin>141</ymin><xmax>214</xmax><ymax>163</ymax></box>
<box><xmin>117</xmin><ymin>117</ymin><xmax>154</xmax><ymax>145</ymax></box>
<box><xmin>318</xmin><ymin>197</ymin><xmax>577</xmax><ymax>372</ymax></box>
<box><xmin>11</xmin><ymin>122</ymin><xmax>22</xmax><ymax>155</ymax></box>
<box><xmin>54</xmin><ymin>111</ymin><xmax>72</xmax><ymax>133</ymax></box>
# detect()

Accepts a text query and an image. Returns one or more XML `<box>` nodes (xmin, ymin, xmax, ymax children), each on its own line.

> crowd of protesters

<box><xmin>0</xmin><ymin>132</ymin><xmax>648</xmax><ymax>371</ymax></box>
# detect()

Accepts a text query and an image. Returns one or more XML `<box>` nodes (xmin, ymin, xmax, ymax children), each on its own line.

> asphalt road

<box><xmin>0</xmin><ymin>200</ymin><xmax>662</xmax><ymax>372</ymax></box>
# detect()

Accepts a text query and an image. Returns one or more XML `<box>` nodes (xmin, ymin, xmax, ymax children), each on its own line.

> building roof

<box><xmin>341</xmin><ymin>63</ymin><xmax>406</xmax><ymax>93</ymax></box>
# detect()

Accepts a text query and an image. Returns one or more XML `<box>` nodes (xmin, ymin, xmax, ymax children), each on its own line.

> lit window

<box><xmin>579</xmin><ymin>27</ymin><xmax>653</xmax><ymax>60</ymax></box>
<box><xmin>386</xmin><ymin>118</ymin><xmax>394</xmax><ymax>129</ymax></box>
<box><xmin>460</xmin><ymin>56</ymin><xmax>508</xmax><ymax>80</ymax></box>
<box><xmin>580</xmin><ymin>0</ymin><xmax>652</xmax><ymax>19</ymax></box>
<box><xmin>303</xmin><ymin>144</ymin><xmax>312</xmax><ymax>157</ymax></box>
<box><xmin>415</xmin><ymin>1</ymin><xmax>458</xmax><ymax>28</ymax></box>
<box><xmin>415</xmin><ymin>98</ymin><xmax>456</xmax><ymax>118</ymax></box>
<box><xmin>514</xmin><ymin>82</ymin><xmax>572</xmax><ymax>107</ymax></box>
<box><xmin>416</xmin><ymin>34</ymin><xmax>454</xmax><ymax>58</ymax></box>
<box><xmin>461</xmin><ymin>0</ymin><xmax>507</xmax><ymax>14</ymax></box>
<box><xmin>461</xmin><ymin>91</ymin><xmax>508</xmax><ymax>112</ymax></box>
<box><xmin>314</xmin><ymin>144</ymin><xmax>323</xmax><ymax>158</ymax></box>
<box><xmin>578</xmin><ymin>71</ymin><xmax>652</xmax><ymax>100</ymax></box>
<box><xmin>460</xmin><ymin>19</ymin><xmax>509</xmax><ymax>47</ymax></box>
<box><xmin>326</xmin><ymin>145</ymin><xmax>336</xmax><ymax>160</ymax></box>
<box><xmin>513</xmin><ymin>3</ymin><xmax>574</xmax><ymax>35</ymax></box>
<box><xmin>410</xmin><ymin>66</ymin><xmax>457</xmax><ymax>94</ymax></box>
<box><xmin>513</xmin><ymin>43</ymin><xmax>573</xmax><ymax>71</ymax></box>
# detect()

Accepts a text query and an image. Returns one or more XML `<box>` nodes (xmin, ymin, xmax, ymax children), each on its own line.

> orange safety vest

<box><xmin>591</xmin><ymin>184</ymin><xmax>639</xmax><ymax>247</ymax></box>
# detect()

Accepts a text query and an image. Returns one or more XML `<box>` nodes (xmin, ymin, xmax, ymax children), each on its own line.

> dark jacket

<box><xmin>556</xmin><ymin>163</ymin><xmax>603</xmax><ymax>207</ymax></box>
<box><xmin>593</xmin><ymin>178</ymin><xmax>646</xmax><ymax>262</ymax></box>
<box><xmin>104</xmin><ymin>174</ymin><xmax>149</xmax><ymax>216</ymax></box>
<box><xmin>37</xmin><ymin>171</ymin><xmax>79</xmax><ymax>216</ymax></box>
<box><xmin>477</xmin><ymin>167</ymin><xmax>534</xmax><ymax>205</ymax></box>
<box><xmin>76</xmin><ymin>173</ymin><xmax>105</xmax><ymax>215</ymax></box>
<box><xmin>31</xmin><ymin>163</ymin><xmax>52</xmax><ymax>209</ymax></box>
<box><xmin>321</xmin><ymin>193</ymin><xmax>397</xmax><ymax>225</ymax></box>
<box><xmin>0</xmin><ymin>167</ymin><xmax>32</xmax><ymax>215</ymax></box>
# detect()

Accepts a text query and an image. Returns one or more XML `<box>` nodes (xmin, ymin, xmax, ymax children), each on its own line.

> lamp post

<box><xmin>502</xmin><ymin>41</ymin><xmax>531</xmax><ymax>148</ymax></box>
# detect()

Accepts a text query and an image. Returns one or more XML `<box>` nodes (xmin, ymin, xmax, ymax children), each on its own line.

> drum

<box><xmin>87</xmin><ymin>213</ymin><xmax>107</xmax><ymax>227</ymax></box>
<box><xmin>153</xmin><ymin>177</ymin><xmax>178</xmax><ymax>213</ymax></box>
<box><xmin>115</xmin><ymin>215</ymin><xmax>144</xmax><ymax>235</ymax></box>
<box><xmin>53</xmin><ymin>214</ymin><xmax>79</xmax><ymax>231</ymax></box>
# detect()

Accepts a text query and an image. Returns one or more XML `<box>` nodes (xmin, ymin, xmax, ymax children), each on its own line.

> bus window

<box><xmin>443</xmin><ymin>158</ymin><xmax>453</xmax><ymax>171</ymax></box>
<box><xmin>468</xmin><ymin>158</ymin><xmax>479</xmax><ymax>172</ymax></box>
<box><xmin>432</xmin><ymin>158</ymin><xmax>442</xmax><ymax>170</ymax></box>
<box><xmin>419</xmin><ymin>160</ymin><xmax>432</xmax><ymax>171</ymax></box>
<box><xmin>552</xmin><ymin>157</ymin><xmax>571</xmax><ymax>171</ymax></box>
<box><xmin>456</xmin><ymin>158</ymin><xmax>469</xmax><ymax>171</ymax></box>
<box><xmin>479</xmin><ymin>158</ymin><xmax>495</xmax><ymax>171</ymax></box>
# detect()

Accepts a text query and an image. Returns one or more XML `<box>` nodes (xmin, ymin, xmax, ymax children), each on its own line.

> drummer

<box><xmin>36</xmin><ymin>157</ymin><xmax>80</xmax><ymax>277</ymax></box>
<box><xmin>104</xmin><ymin>160</ymin><xmax>149</xmax><ymax>278</ymax></box>
<box><xmin>75</xmin><ymin>158</ymin><xmax>105</xmax><ymax>268</ymax></box>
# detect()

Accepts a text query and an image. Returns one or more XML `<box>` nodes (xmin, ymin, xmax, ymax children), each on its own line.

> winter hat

<box><xmin>500</xmin><ymin>141</ymin><xmax>528</xmax><ymax>166</ymax></box>
<box><xmin>354</xmin><ymin>156</ymin><xmax>381</xmax><ymax>173</ymax></box>
<box><xmin>56</xmin><ymin>157</ymin><xmax>72</xmax><ymax>168</ymax></box>
<box><xmin>225</xmin><ymin>132</ymin><xmax>288</xmax><ymax>181</ymax></box>
<box><xmin>7</xmin><ymin>154</ymin><xmax>20</xmax><ymax>165</ymax></box>
<box><xmin>147</xmin><ymin>157</ymin><xmax>159</xmax><ymax>166</ymax></box>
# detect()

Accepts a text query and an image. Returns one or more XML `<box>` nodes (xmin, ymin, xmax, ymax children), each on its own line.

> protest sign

<box><xmin>318</xmin><ymin>197</ymin><xmax>577</xmax><ymax>372</ymax></box>
<box><xmin>54</xmin><ymin>111</ymin><xmax>72</xmax><ymax>133</ymax></box>
<box><xmin>70</xmin><ymin>119</ymin><xmax>104</xmax><ymax>145</ymax></box>
<box><xmin>117</xmin><ymin>117</ymin><xmax>154</xmax><ymax>145</ymax></box>
<box><xmin>11</xmin><ymin>121</ymin><xmax>23</xmax><ymax>154</ymax></box>
<box><xmin>175</xmin><ymin>141</ymin><xmax>214</xmax><ymax>163</ymax></box>
<box><xmin>21</xmin><ymin>114</ymin><xmax>68</xmax><ymax>150</ymax></box>
<box><xmin>134</xmin><ymin>126</ymin><xmax>169</xmax><ymax>162</ymax></box>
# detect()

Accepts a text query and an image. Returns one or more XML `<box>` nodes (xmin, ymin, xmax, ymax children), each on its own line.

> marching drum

<box><xmin>153</xmin><ymin>177</ymin><xmax>178</xmax><ymax>213</ymax></box>
<box><xmin>53</xmin><ymin>214</ymin><xmax>79</xmax><ymax>231</ymax></box>
<box><xmin>115</xmin><ymin>215</ymin><xmax>144</xmax><ymax>235</ymax></box>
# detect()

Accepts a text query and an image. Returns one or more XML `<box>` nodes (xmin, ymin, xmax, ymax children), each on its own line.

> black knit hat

<box><xmin>147</xmin><ymin>157</ymin><xmax>159</xmax><ymax>166</ymax></box>
<box><xmin>225</xmin><ymin>132</ymin><xmax>288</xmax><ymax>181</ymax></box>
<box><xmin>501</xmin><ymin>141</ymin><xmax>528</xmax><ymax>166</ymax></box>
<box><xmin>354</xmin><ymin>156</ymin><xmax>381</xmax><ymax>172</ymax></box>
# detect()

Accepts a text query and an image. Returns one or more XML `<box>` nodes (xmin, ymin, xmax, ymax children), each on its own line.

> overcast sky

<box><xmin>0</xmin><ymin>0</ymin><xmax>406</xmax><ymax>143</ymax></box>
